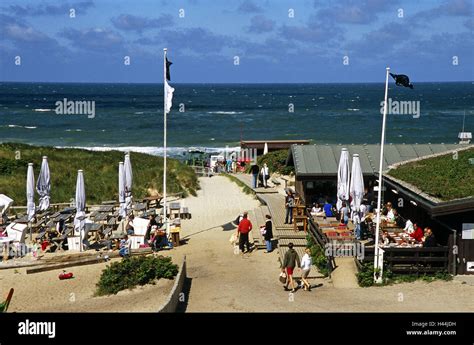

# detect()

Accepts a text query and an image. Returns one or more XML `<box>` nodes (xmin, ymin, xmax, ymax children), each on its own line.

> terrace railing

<box><xmin>355</xmin><ymin>243</ymin><xmax>449</xmax><ymax>275</ymax></box>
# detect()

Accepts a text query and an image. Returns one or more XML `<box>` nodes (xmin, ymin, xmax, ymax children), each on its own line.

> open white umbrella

<box><xmin>118</xmin><ymin>161</ymin><xmax>126</xmax><ymax>218</ymax></box>
<box><xmin>263</xmin><ymin>142</ymin><xmax>268</xmax><ymax>155</ymax></box>
<box><xmin>124</xmin><ymin>153</ymin><xmax>133</xmax><ymax>216</ymax></box>
<box><xmin>26</xmin><ymin>163</ymin><xmax>35</xmax><ymax>222</ymax></box>
<box><xmin>350</xmin><ymin>154</ymin><xmax>365</xmax><ymax>212</ymax></box>
<box><xmin>336</xmin><ymin>148</ymin><xmax>350</xmax><ymax>211</ymax></box>
<box><xmin>73</xmin><ymin>170</ymin><xmax>86</xmax><ymax>251</ymax></box>
<box><xmin>36</xmin><ymin>156</ymin><xmax>50</xmax><ymax>211</ymax></box>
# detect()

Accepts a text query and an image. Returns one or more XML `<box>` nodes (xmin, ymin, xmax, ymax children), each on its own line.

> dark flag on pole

<box><xmin>166</xmin><ymin>57</ymin><xmax>172</xmax><ymax>81</ymax></box>
<box><xmin>389</xmin><ymin>73</ymin><xmax>413</xmax><ymax>89</ymax></box>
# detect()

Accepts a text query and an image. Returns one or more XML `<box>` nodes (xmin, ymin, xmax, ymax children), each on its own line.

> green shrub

<box><xmin>356</xmin><ymin>261</ymin><xmax>451</xmax><ymax>287</ymax></box>
<box><xmin>246</xmin><ymin>150</ymin><xmax>294</xmax><ymax>175</ymax></box>
<box><xmin>306</xmin><ymin>235</ymin><xmax>330</xmax><ymax>277</ymax></box>
<box><xmin>96</xmin><ymin>256</ymin><xmax>179</xmax><ymax>296</ymax></box>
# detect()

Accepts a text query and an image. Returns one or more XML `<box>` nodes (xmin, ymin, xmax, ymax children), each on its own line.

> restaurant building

<box><xmin>287</xmin><ymin>143</ymin><xmax>474</xmax><ymax>274</ymax></box>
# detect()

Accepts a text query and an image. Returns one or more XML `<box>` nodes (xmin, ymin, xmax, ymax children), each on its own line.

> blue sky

<box><xmin>0</xmin><ymin>0</ymin><xmax>472</xmax><ymax>83</ymax></box>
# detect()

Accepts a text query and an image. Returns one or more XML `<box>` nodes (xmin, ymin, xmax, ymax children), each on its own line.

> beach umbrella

<box><xmin>26</xmin><ymin>163</ymin><xmax>35</xmax><ymax>222</ymax></box>
<box><xmin>118</xmin><ymin>161</ymin><xmax>126</xmax><ymax>218</ymax></box>
<box><xmin>263</xmin><ymin>142</ymin><xmax>268</xmax><ymax>155</ymax></box>
<box><xmin>73</xmin><ymin>170</ymin><xmax>86</xmax><ymax>251</ymax></box>
<box><xmin>36</xmin><ymin>156</ymin><xmax>50</xmax><ymax>211</ymax></box>
<box><xmin>349</xmin><ymin>154</ymin><xmax>364</xmax><ymax>212</ymax></box>
<box><xmin>336</xmin><ymin>148</ymin><xmax>350</xmax><ymax>211</ymax></box>
<box><xmin>124</xmin><ymin>153</ymin><xmax>133</xmax><ymax>215</ymax></box>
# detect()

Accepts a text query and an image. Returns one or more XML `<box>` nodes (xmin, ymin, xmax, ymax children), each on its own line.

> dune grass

<box><xmin>0</xmin><ymin>143</ymin><xmax>199</xmax><ymax>206</ymax></box>
<box><xmin>387</xmin><ymin>147</ymin><xmax>474</xmax><ymax>201</ymax></box>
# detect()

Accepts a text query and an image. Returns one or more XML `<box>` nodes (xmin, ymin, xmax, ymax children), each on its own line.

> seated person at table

<box><xmin>323</xmin><ymin>200</ymin><xmax>334</xmax><ymax>217</ymax></box>
<box><xmin>119</xmin><ymin>235</ymin><xmax>131</xmax><ymax>257</ymax></box>
<box><xmin>386</xmin><ymin>206</ymin><xmax>396</xmax><ymax>223</ymax></box>
<box><xmin>126</xmin><ymin>214</ymin><xmax>135</xmax><ymax>235</ymax></box>
<box><xmin>423</xmin><ymin>227</ymin><xmax>437</xmax><ymax>247</ymax></box>
<box><xmin>410</xmin><ymin>223</ymin><xmax>424</xmax><ymax>242</ymax></box>
<box><xmin>403</xmin><ymin>219</ymin><xmax>414</xmax><ymax>234</ymax></box>
<box><xmin>380</xmin><ymin>231</ymin><xmax>391</xmax><ymax>246</ymax></box>
<box><xmin>310</xmin><ymin>203</ymin><xmax>324</xmax><ymax>217</ymax></box>
<box><xmin>392</xmin><ymin>209</ymin><xmax>404</xmax><ymax>227</ymax></box>
<box><xmin>145</xmin><ymin>215</ymin><xmax>159</xmax><ymax>242</ymax></box>
<box><xmin>150</xmin><ymin>226</ymin><xmax>171</xmax><ymax>251</ymax></box>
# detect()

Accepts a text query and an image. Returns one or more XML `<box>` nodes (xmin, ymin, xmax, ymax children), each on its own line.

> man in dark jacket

<box><xmin>250</xmin><ymin>164</ymin><xmax>259</xmax><ymax>188</ymax></box>
<box><xmin>423</xmin><ymin>228</ymin><xmax>437</xmax><ymax>247</ymax></box>
<box><xmin>263</xmin><ymin>214</ymin><xmax>273</xmax><ymax>253</ymax></box>
<box><xmin>281</xmin><ymin>242</ymin><xmax>300</xmax><ymax>292</ymax></box>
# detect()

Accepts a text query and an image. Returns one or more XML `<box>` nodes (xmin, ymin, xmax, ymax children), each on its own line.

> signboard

<box><xmin>462</xmin><ymin>223</ymin><xmax>474</xmax><ymax>240</ymax></box>
<box><xmin>467</xmin><ymin>262</ymin><xmax>474</xmax><ymax>272</ymax></box>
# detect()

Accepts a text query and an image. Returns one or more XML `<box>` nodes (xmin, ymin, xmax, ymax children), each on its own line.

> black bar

<box><xmin>0</xmin><ymin>313</ymin><xmax>472</xmax><ymax>345</ymax></box>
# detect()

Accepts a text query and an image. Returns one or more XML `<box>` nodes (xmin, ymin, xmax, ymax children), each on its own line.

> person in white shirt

<box><xmin>404</xmin><ymin>219</ymin><xmax>414</xmax><ymax>234</ymax></box>
<box><xmin>260</xmin><ymin>163</ymin><xmax>269</xmax><ymax>188</ymax></box>
<box><xmin>300</xmin><ymin>248</ymin><xmax>313</xmax><ymax>291</ymax></box>
<box><xmin>310</xmin><ymin>203</ymin><xmax>324</xmax><ymax>217</ymax></box>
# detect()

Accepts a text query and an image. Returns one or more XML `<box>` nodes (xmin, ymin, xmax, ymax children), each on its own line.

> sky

<box><xmin>0</xmin><ymin>0</ymin><xmax>473</xmax><ymax>83</ymax></box>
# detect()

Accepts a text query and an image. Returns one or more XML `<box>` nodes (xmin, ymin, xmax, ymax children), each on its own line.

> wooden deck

<box><xmin>231</xmin><ymin>173</ymin><xmax>308</xmax><ymax>264</ymax></box>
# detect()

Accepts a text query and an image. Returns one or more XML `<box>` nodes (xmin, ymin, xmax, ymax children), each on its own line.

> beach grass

<box><xmin>0</xmin><ymin>143</ymin><xmax>199</xmax><ymax>206</ymax></box>
<box><xmin>221</xmin><ymin>173</ymin><xmax>255</xmax><ymax>196</ymax></box>
<box><xmin>387</xmin><ymin>147</ymin><xmax>474</xmax><ymax>201</ymax></box>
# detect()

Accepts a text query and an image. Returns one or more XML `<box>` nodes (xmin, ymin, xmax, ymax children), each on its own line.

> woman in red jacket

<box><xmin>410</xmin><ymin>223</ymin><xmax>424</xmax><ymax>242</ymax></box>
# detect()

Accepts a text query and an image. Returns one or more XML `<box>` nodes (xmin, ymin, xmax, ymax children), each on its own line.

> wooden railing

<box><xmin>354</xmin><ymin>244</ymin><xmax>450</xmax><ymax>274</ymax></box>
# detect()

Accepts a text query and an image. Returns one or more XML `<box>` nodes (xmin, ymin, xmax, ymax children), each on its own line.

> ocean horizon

<box><xmin>1</xmin><ymin>81</ymin><xmax>472</xmax><ymax>157</ymax></box>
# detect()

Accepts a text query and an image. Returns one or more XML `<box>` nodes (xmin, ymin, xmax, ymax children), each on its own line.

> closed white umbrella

<box><xmin>73</xmin><ymin>170</ymin><xmax>86</xmax><ymax>251</ymax></box>
<box><xmin>118</xmin><ymin>162</ymin><xmax>126</xmax><ymax>218</ymax></box>
<box><xmin>350</xmin><ymin>154</ymin><xmax>365</xmax><ymax>212</ymax></box>
<box><xmin>336</xmin><ymin>148</ymin><xmax>350</xmax><ymax>211</ymax></box>
<box><xmin>124</xmin><ymin>153</ymin><xmax>133</xmax><ymax>216</ymax></box>
<box><xmin>26</xmin><ymin>163</ymin><xmax>35</xmax><ymax>222</ymax></box>
<box><xmin>36</xmin><ymin>156</ymin><xmax>50</xmax><ymax>211</ymax></box>
<box><xmin>263</xmin><ymin>142</ymin><xmax>268</xmax><ymax>155</ymax></box>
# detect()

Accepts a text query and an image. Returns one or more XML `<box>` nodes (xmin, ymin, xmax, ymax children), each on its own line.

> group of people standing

<box><xmin>249</xmin><ymin>163</ymin><xmax>270</xmax><ymax>188</ymax></box>
<box><xmin>235</xmin><ymin>211</ymin><xmax>274</xmax><ymax>253</ymax></box>
<box><xmin>234</xmin><ymin>210</ymin><xmax>314</xmax><ymax>293</ymax></box>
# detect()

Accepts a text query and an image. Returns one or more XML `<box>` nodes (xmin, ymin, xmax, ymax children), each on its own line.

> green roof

<box><xmin>289</xmin><ymin>143</ymin><xmax>467</xmax><ymax>176</ymax></box>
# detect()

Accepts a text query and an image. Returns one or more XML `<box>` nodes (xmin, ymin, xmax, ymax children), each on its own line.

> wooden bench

<box><xmin>271</xmin><ymin>178</ymin><xmax>281</xmax><ymax>186</ymax></box>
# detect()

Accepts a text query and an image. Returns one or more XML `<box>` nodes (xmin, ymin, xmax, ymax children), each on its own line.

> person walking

<box><xmin>261</xmin><ymin>163</ymin><xmax>269</xmax><ymax>188</ymax></box>
<box><xmin>300</xmin><ymin>248</ymin><xmax>312</xmax><ymax>291</ymax></box>
<box><xmin>250</xmin><ymin>164</ymin><xmax>259</xmax><ymax>188</ymax></box>
<box><xmin>263</xmin><ymin>214</ymin><xmax>273</xmax><ymax>253</ymax></box>
<box><xmin>237</xmin><ymin>212</ymin><xmax>253</xmax><ymax>253</ymax></box>
<box><xmin>281</xmin><ymin>242</ymin><xmax>300</xmax><ymax>292</ymax></box>
<box><xmin>284</xmin><ymin>190</ymin><xmax>295</xmax><ymax>224</ymax></box>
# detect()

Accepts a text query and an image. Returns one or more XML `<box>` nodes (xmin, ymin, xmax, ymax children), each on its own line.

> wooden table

<box><xmin>97</xmin><ymin>205</ymin><xmax>114</xmax><ymax>213</ymax></box>
<box><xmin>293</xmin><ymin>215</ymin><xmax>308</xmax><ymax>232</ymax></box>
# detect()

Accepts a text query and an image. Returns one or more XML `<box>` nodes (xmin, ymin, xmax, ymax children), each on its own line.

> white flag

<box><xmin>165</xmin><ymin>80</ymin><xmax>175</xmax><ymax>114</ymax></box>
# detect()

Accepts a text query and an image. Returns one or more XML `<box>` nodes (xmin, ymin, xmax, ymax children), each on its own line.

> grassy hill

<box><xmin>0</xmin><ymin>143</ymin><xmax>199</xmax><ymax>206</ymax></box>
<box><xmin>387</xmin><ymin>147</ymin><xmax>474</xmax><ymax>201</ymax></box>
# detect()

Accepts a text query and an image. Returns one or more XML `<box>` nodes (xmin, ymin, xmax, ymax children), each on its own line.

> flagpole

<box><xmin>373</xmin><ymin>66</ymin><xmax>390</xmax><ymax>284</ymax></box>
<box><xmin>163</xmin><ymin>48</ymin><xmax>168</xmax><ymax>233</ymax></box>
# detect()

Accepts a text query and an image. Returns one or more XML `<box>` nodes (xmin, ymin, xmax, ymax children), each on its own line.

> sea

<box><xmin>0</xmin><ymin>82</ymin><xmax>472</xmax><ymax>158</ymax></box>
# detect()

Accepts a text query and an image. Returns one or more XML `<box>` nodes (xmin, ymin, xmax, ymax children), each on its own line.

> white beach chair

<box><xmin>129</xmin><ymin>217</ymin><xmax>149</xmax><ymax>249</ymax></box>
